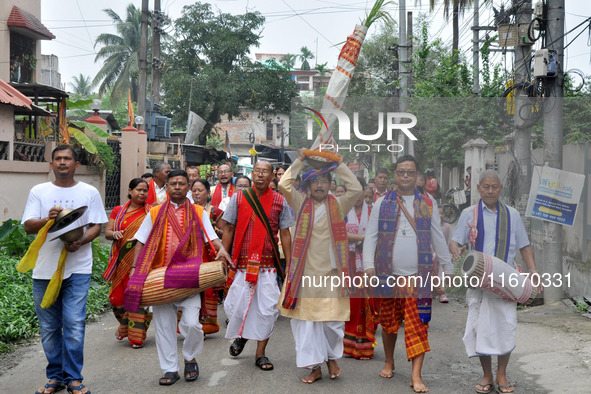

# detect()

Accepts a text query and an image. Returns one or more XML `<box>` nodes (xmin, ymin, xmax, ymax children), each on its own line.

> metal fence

<box><xmin>105</xmin><ymin>139</ymin><xmax>121</xmax><ymax>209</ymax></box>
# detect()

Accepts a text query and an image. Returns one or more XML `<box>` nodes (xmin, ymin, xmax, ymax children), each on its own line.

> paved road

<box><xmin>2</xmin><ymin>294</ymin><xmax>591</xmax><ymax>393</ymax></box>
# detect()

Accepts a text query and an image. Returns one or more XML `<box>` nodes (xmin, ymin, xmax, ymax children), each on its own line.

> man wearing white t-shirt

<box><xmin>363</xmin><ymin>155</ymin><xmax>452</xmax><ymax>393</ymax></box>
<box><xmin>22</xmin><ymin>146</ymin><xmax>107</xmax><ymax>394</ymax></box>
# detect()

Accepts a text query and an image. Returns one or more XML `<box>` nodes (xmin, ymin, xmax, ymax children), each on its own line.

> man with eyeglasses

<box><xmin>278</xmin><ymin>149</ymin><xmax>362</xmax><ymax>384</ymax></box>
<box><xmin>221</xmin><ymin>161</ymin><xmax>294</xmax><ymax>372</ymax></box>
<box><xmin>449</xmin><ymin>170</ymin><xmax>540</xmax><ymax>394</ymax></box>
<box><xmin>211</xmin><ymin>164</ymin><xmax>235</xmax><ymax>210</ymax></box>
<box><xmin>363</xmin><ymin>155</ymin><xmax>452</xmax><ymax>393</ymax></box>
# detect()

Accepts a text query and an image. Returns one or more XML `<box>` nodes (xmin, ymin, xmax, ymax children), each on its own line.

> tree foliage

<box><xmin>93</xmin><ymin>4</ymin><xmax>144</xmax><ymax>105</ymax></box>
<box><xmin>299</xmin><ymin>46</ymin><xmax>314</xmax><ymax>70</ymax></box>
<box><xmin>280</xmin><ymin>53</ymin><xmax>297</xmax><ymax>69</ymax></box>
<box><xmin>68</xmin><ymin>74</ymin><xmax>94</xmax><ymax>97</ymax></box>
<box><xmin>161</xmin><ymin>2</ymin><xmax>299</xmax><ymax>144</ymax></box>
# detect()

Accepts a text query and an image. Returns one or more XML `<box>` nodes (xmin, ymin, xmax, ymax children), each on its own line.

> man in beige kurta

<box><xmin>278</xmin><ymin>150</ymin><xmax>362</xmax><ymax>384</ymax></box>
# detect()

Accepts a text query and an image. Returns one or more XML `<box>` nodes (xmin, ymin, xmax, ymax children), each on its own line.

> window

<box><xmin>266</xmin><ymin>123</ymin><xmax>274</xmax><ymax>140</ymax></box>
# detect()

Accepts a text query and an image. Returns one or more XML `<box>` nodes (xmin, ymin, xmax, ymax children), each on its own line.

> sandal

<box><xmin>66</xmin><ymin>383</ymin><xmax>90</xmax><ymax>394</ymax></box>
<box><xmin>495</xmin><ymin>380</ymin><xmax>515</xmax><ymax>393</ymax></box>
<box><xmin>184</xmin><ymin>360</ymin><xmax>200</xmax><ymax>381</ymax></box>
<box><xmin>115</xmin><ymin>327</ymin><xmax>127</xmax><ymax>341</ymax></box>
<box><xmin>475</xmin><ymin>382</ymin><xmax>494</xmax><ymax>393</ymax></box>
<box><xmin>255</xmin><ymin>356</ymin><xmax>274</xmax><ymax>371</ymax></box>
<box><xmin>159</xmin><ymin>371</ymin><xmax>180</xmax><ymax>386</ymax></box>
<box><xmin>229</xmin><ymin>337</ymin><xmax>248</xmax><ymax>357</ymax></box>
<box><xmin>131</xmin><ymin>343</ymin><xmax>144</xmax><ymax>349</ymax></box>
<box><xmin>35</xmin><ymin>381</ymin><xmax>65</xmax><ymax>394</ymax></box>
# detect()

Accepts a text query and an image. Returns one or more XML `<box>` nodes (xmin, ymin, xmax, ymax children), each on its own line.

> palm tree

<box><xmin>314</xmin><ymin>62</ymin><xmax>329</xmax><ymax>94</ymax></box>
<box><xmin>92</xmin><ymin>4</ymin><xmax>143</xmax><ymax>105</ymax></box>
<box><xmin>315</xmin><ymin>62</ymin><xmax>329</xmax><ymax>77</ymax></box>
<box><xmin>299</xmin><ymin>46</ymin><xmax>314</xmax><ymax>70</ymax></box>
<box><xmin>428</xmin><ymin>0</ymin><xmax>477</xmax><ymax>57</ymax></box>
<box><xmin>279</xmin><ymin>53</ymin><xmax>297</xmax><ymax>69</ymax></box>
<box><xmin>69</xmin><ymin>74</ymin><xmax>93</xmax><ymax>96</ymax></box>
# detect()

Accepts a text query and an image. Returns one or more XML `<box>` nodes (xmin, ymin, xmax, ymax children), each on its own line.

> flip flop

<box><xmin>229</xmin><ymin>337</ymin><xmax>248</xmax><ymax>357</ymax></box>
<box><xmin>159</xmin><ymin>372</ymin><xmax>180</xmax><ymax>386</ymax></box>
<box><xmin>496</xmin><ymin>381</ymin><xmax>515</xmax><ymax>393</ymax></box>
<box><xmin>66</xmin><ymin>383</ymin><xmax>90</xmax><ymax>394</ymax></box>
<box><xmin>35</xmin><ymin>381</ymin><xmax>65</xmax><ymax>394</ymax></box>
<box><xmin>475</xmin><ymin>382</ymin><xmax>494</xmax><ymax>393</ymax></box>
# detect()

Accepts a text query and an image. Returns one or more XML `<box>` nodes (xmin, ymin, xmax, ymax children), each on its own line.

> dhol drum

<box><xmin>460</xmin><ymin>251</ymin><xmax>538</xmax><ymax>305</ymax></box>
<box><xmin>140</xmin><ymin>261</ymin><xmax>226</xmax><ymax>307</ymax></box>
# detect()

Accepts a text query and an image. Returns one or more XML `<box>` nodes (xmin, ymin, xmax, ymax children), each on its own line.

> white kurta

<box><xmin>452</xmin><ymin>203</ymin><xmax>530</xmax><ymax>357</ymax></box>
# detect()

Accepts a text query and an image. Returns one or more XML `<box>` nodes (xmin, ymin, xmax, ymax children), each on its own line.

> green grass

<box><xmin>0</xmin><ymin>241</ymin><xmax>111</xmax><ymax>353</ymax></box>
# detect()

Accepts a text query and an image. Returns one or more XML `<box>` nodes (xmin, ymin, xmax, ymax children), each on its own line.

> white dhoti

<box><xmin>152</xmin><ymin>293</ymin><xmax>204</xmax><ymax>373</ymax></box>
<box><xmin>290</xmin><ymin>319</ymin><xmax>345</xmax><ymax>368</ymax></box>
<box><xmin>463</xmin><ymin>288</ymin><xmax>517</xmax><ymax>357</ymax></box>
<box><xmin>224</xmin><ymin>269</ymin><xmax>280</xmax><ymax>341</ymax></box>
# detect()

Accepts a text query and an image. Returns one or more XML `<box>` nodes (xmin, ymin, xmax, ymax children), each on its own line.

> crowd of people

<box><xmin>22</xmin><ymin>145</ymin><xmax>540</xmax><ymax>394</ymax></box>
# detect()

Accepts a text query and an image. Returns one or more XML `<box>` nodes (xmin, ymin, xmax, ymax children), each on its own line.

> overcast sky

<box><xmin>40</xmin><ymin>0</ymin><xmax>591</xmax><ymax>92</ymax></box>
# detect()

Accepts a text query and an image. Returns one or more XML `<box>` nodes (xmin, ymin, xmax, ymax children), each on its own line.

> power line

<box><xmin>281</xmin><ymin>0</ymin><xmax>336</xmax><ymax>46</ymax></box>
<box><xmin>75</xmin><ymin>0</ymin><xmax>96</xmax><ymax>54</ymax></box>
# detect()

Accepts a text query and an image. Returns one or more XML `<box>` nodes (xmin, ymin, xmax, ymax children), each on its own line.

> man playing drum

<box><xmin>450</xmin><ymin>169</ymin><xmax>541</xmax><ymax>394</ymax></box>
<box><xmin>126</xmin><ymin>169</ymin><xmax>231</xmax><ymax>386</ymax></box>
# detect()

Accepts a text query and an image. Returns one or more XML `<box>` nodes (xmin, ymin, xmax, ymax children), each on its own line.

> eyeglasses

<box><xmin>253</xmin><ymin>169</ymin><xmax>272</xmax><ymax>175</ymax></box>
<box><xmin>310</xmin><ymin>179</ymin><xmax>330</xmax><ymax>185</ymax></box>
<box><xmin>395</xmin><ymin>170</ymin><xmax>417</xmax><ymax>177</ymax></box>
<box><xmin>217</xmin><ymin>170</ymin><xmax>231</xmax><ymax>175</ymax></box>
<box><xmin>480</xmin><ymin>184</ymin><xmax>500</xmax><ymax>191</ymax></box>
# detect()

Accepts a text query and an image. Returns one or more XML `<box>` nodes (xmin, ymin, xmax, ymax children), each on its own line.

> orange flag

<box><xmin>127</xmin><ymin>89</ymin><xmax>134</xmax><ymax>126</ymax></box>
<box><xmin>59</xmin><ymin>97</ymin><xmax>69</xmax><ymax>144</ymax></box>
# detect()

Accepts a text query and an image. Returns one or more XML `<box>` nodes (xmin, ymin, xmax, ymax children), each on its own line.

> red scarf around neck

<box><xmin>211</xmin><ymin>182</ymin><xmax>235</xmax><ymax>208</ymax></box>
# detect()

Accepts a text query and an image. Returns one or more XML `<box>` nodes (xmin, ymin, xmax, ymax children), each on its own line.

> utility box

<box><xmin>497</xmin><ymin>23</ymin><xmax>531</xmax><ymax>47</ymax></box>
<box><xmin>534</xmin><ymin>49</ymin><xmax>557</xmax><ymax>77</ymax></box>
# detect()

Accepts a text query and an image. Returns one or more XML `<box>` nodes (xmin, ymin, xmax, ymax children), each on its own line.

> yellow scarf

<box><xmin>17</xmin><ymin>219</ymin><xmax>68</xmax><ymax>308</ymax></box>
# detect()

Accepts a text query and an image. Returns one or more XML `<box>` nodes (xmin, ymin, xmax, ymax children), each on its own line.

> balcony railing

<box><xmin>14</xmin><ymin>140</ymin><xmax>45</xmax><ymax>162</ymax></box>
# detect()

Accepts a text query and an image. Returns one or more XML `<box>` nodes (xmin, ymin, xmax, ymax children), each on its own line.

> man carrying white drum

<box><xmin>450</xmin><ymin>169</ymin><xmax>542</xmax><ymax>394</ymax></box>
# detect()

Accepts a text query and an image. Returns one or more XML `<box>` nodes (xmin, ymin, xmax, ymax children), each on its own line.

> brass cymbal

<box><xmin>48</xmin><ymin>206</ymin><xmax>88</xmax><ymax>233</ymax></box>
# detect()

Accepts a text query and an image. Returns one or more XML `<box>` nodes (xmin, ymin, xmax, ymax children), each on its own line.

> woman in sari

<box><xmin>104</xmin><ymin>178</ymin><xmax>151</xmax><ymax>348</ymax></box>
<box><xmin>343</xmin><ymin>191</ymin><xmax>377</xmax><ymax>359</ymax></box>
<box><xmin>191</xmin><ymin>178</ymin><xmax>226</xmax><ymax>334</ymax></box>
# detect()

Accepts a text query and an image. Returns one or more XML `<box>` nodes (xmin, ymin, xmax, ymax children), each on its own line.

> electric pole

<box><xmin>151</xmin><ymin>0</ymin><xmax>161</xmax><ymax>109</ymax></box>
<box><xmin>542</xmin><ymin>0</ymin><xmax>565</xmax><ymax>303</ymax></box>
<box><xmin>398</xmin><ymin>0</ymin><xmax>414</xmax><ymax>156</ymax></box>
<box><xmin>472</xmin><ymin>0</ymin><xmax>480</xmax><ymax>95</ymax></box>
<box><xmin>407</xmin><ymin>11</ymin><xmax>413</xmax><ymax>92</ymax></box>
<box><xmin>512</xmin><ymin>0</ymin><xmax>533</xmax><ymax>231</ymax></box>
<box><xmin>138</xmin><ymin>0</ymin><xmax>149</xmax><ymax>122</ymax></box>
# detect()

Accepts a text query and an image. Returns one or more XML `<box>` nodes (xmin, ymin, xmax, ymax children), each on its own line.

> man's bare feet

<box><xmin>326</xmin><ymin>360</ymin><xmax>341</xmax><ymax>379</ymax></box>
<box><xmin>302</xmin><ymin>366</ymin><xmax>322</xmax><ymax>383</ymax></box>
<box><xmin>410</xmin><ymin>378</ymin><xmax>429</xmax><ymax>393</ymax></box>
<box><xmin>379</xmin><ymin>361</ymin><xmax>395</xmax><ymax>378</ymax></box>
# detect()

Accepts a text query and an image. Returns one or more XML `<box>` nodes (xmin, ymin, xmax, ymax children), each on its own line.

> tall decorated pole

<box><xmin>305</xmin><ymin>0</ymin><xmax>393</xmax><ymax>165</ymax></box>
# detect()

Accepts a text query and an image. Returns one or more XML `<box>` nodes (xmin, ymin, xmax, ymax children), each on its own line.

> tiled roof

<box><xmin>0</xmin><ymin>78</ymin><xmax>32</xmax><ymax>109</ymax></box>
<box><xmin>7</xmin><ymin>6</ymin><xmax>55</xmax><ymax>40</ymax></box>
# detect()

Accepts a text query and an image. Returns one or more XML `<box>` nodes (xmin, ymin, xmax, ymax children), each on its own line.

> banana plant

<box><xmin>64</xmin><ymin>99</ymin><xmax>110</xmax><ymax>154</ymax></box>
